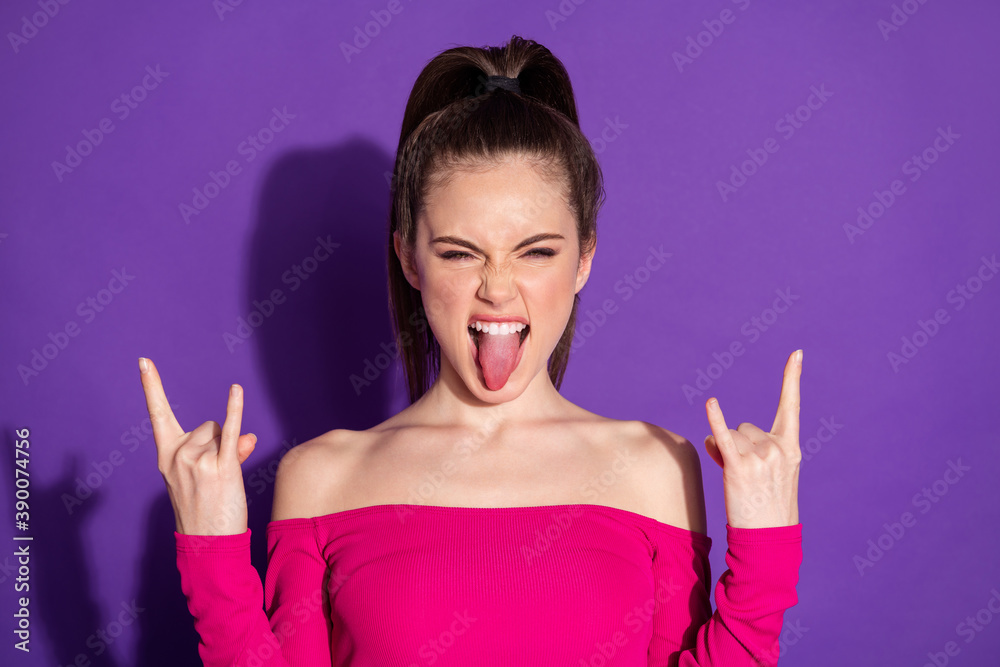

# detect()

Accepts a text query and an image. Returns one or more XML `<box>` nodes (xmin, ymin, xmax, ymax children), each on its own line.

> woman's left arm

<box><xmin>647</xmin><ymin>349</ymin><xmax>805</xmax><ymax>666</ymax></box>
<box><xmin>703</xmin><ymin>348</ymin><xmax>802</xmax><ymax>531</ymax></box>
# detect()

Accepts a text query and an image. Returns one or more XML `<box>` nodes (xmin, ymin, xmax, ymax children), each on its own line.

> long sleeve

<box><xmin>174</xmin><ymin>523</ymin><xmax>333</xmax><ymax>666</ymax></box>
<box><xmin>263</xmin><ymin>520</ymin><xmax>336</xmax><ymax>663</ymax></box>
<box><xmin>648</xmin><ymin>523</ymin><xmax>803</xmax><ymax>666</ymax></box>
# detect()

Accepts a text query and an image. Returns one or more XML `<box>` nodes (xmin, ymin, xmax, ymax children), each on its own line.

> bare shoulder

<box><xmin>625</xmin><ymin>420</ymin><xmax>708</xmax><ymax>535</ymax></box>
<box><xmin>270</xmin><ymin>428</ymin><xmax>364</xmax><ymax>522</ymax></box>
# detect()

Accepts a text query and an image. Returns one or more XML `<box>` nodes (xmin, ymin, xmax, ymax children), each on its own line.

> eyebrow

<box><xmin>429</xmin><ymin>233</ymin><xmax>566</xmax><ymax>254</ymax></box>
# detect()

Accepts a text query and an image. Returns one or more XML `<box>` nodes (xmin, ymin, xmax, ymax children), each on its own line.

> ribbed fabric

<box><xmin>175</xmin><ymin>504</ymin><xmax>802</xmax><ymax>666</ymax></box>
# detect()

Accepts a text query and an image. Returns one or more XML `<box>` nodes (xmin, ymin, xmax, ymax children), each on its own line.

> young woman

<box><xmin>139</xmin><ymin>35</ymin><xmax>803</xmax><ymax>666</ymax></box>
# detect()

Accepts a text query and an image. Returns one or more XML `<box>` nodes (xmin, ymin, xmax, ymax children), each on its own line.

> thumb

<box><xmin>237</xmin><ymin>433</ymin><xmax>257</xmax><ymax>465</ymax></box>
<box><xmin>704</xmin><ymin>435</ymin><xmax>724</xmax><ymax>469</ymax></box>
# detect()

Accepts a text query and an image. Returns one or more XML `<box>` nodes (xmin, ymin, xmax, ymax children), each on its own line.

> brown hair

<box><xmin>387</xmin><ymin>35</ymin><xmax>605</xmax><ymax>404</ymax></box>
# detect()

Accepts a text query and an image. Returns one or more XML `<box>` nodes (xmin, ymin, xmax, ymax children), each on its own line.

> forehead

<box><xmin>418</xmin><ymin>158</ymin><xmax>575</xmax><ymax>243</ymax></box>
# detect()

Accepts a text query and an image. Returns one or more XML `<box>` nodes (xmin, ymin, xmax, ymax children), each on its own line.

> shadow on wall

<box><xmin>136</xmin><ymin>138</ymin><xmax>399</xmax><ymax>664</ymax></box>
<box><xmin>1</xmin><ymin>440</ymin><xmax>146</xmax><ymax>667</ymax></box>
<box><xmin>13</xmin><ymin>138</ymin><xmax>400</xmax><ymax>665</ymax></box>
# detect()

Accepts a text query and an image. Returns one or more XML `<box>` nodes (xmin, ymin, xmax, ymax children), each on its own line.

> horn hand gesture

<box><xmin>138</xmin><ymin>357</ymin><xmax>257</xmax><ymax>535</ymax></box>
<box><xmin>703</xmin><ymin>349</ymin><xmax>802</xmax><ymax>529</ymax></box>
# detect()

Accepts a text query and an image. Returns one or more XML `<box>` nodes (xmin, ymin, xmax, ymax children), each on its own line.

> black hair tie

<box><xmin>485</xmin><ymin>75</ymin><xmax>521</xmax><ymax>94</ymax></box>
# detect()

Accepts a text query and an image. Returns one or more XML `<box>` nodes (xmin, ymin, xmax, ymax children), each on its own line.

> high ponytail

<box><xmin>387</xmin><ymin>35</ymin><xmax>605</xmax><ymax>404</ymax></box>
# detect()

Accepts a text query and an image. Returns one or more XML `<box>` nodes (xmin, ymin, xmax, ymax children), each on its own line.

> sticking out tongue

<box><xmin>478</xmin><ymin>331</ymin><xmax>521</xmax><ymax>391</ymax></box>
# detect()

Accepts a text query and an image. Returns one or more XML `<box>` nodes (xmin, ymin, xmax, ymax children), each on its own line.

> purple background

<box><xmin>3</xmin><ymin>0</ymin><xmax>999</xmax><ymax>665</ymax></box>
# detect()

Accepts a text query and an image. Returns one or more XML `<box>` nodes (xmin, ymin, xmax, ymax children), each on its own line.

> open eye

<box><xmin>525</xmin><ymin>248</ymin><xmax>555</xmax><ymax>257</ymax></box>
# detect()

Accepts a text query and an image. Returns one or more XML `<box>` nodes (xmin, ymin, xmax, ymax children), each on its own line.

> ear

<box><xmin>394</xmin><ymin>230</ymin><xmax>421</xmax><ymax>290</ymax></box>
<box><xmin>574</xmin><ymin>241</ymin><xmax>595</xmax><ymax>294</ymax></box>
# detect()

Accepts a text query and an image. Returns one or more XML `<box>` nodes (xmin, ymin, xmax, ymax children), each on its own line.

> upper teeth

<box><xmin>469</xmin><ymin>321</ymin><xmax>527</xmax><ymax>335</ymax></box>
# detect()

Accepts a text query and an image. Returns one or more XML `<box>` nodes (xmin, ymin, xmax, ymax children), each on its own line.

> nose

<box><xmin>477</xmin><ymin>265</ymin><xmax>518</xmax><ymax>305</ymax></box>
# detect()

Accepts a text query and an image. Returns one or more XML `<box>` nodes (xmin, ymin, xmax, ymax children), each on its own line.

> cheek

<box><xmin>524</xmin><ymin>258</ymin><xmax>579</xmax><ymax>295</ymax></box>
<box><xmin>519</xmin><ymin>268</ymin><xmax>578</xmax><ymax>323</ymax></box>
<box><xmin>520</xmin><ymin>272</ymin><xmax>570</xmax><ymax>302</ymax></box>
<box><xmin>419</xmin><ymin>267</ymin><xmax>477</xmax><ymax>322</ymax></box>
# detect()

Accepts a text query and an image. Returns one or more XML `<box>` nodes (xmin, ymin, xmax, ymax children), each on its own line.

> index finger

<box><xmin>770</xmin><ymin>349</ymin><xmax>802</xmax><ymax>438</ymax></box>
<box><xmin>219</xmin><ymin>384</ymin><xmax>244</xmax><ymax>464</ymax></box>
<box><xmin>138</xmin><ymin>357</ymin><xmax>184</xmax><ymax>445</ymax></box>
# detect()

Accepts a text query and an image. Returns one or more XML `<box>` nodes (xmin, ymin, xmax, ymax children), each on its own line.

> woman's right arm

<box><xmin>139</xmin><ymin>357</ymin><xmax>333</xmax><ymax>665</ymax></box>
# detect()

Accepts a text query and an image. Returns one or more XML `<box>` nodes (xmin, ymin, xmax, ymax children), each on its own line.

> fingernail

<box><xmin>709</xmin><ymin>398</ymin><xmax>718</xmax><ymax>411</ymax></box>
<box><xmin>796</xmin><ymin>349</ymin><xmax>803</xmax><ymax>364</ymax></box>
<box><xmin>138</xmin><ymin>357</ymin><xmax>149</xmax><ymax>375</ymax></box>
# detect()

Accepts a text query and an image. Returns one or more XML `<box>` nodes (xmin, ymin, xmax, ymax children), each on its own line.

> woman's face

<box><xmin>394</xmin><ymin>156</ymin><xmax>594</xmax><ymax>402</ymax></box>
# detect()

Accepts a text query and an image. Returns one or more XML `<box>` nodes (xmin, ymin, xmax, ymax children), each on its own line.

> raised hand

<box><xmin>703</xmin><ymin>349</ymin><xmax>802</xmax><ymax>529</ymax></box>
<box><xmin>138</xmin><ymin>357</ymin><xmax>257</xmax><ymax>535</ymax></box>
